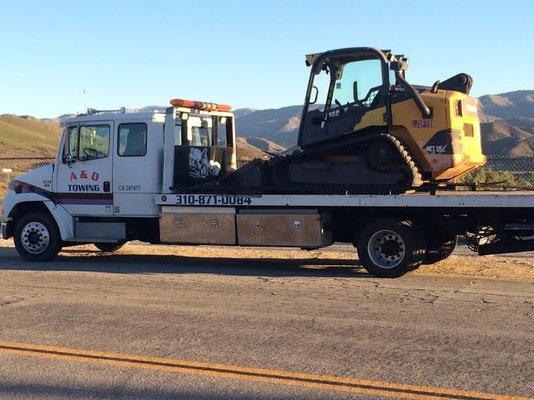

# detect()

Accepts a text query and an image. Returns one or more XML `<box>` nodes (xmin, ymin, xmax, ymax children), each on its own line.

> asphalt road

<box><xmin>0</xmin><ymin>242</ymin><xmax>532</xmax><ymax>399</ymax></box>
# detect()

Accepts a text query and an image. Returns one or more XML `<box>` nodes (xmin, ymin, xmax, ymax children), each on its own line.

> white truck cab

<box><xmin>2</xmin><ymin>100</ymin><xmax>238</xmax><ymax>259</ymax></box>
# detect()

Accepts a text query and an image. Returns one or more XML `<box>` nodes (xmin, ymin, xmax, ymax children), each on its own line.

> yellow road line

<box><xmin>0</xmin><ymin>341</ymin><xmax>530</xmax><ymax>400</ymax></box>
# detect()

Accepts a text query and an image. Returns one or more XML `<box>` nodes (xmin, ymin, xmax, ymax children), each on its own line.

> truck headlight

<box><xmin>8</xmin><ymin>180</ymin><xmax>22</xmax><ymax>194</ymax></box>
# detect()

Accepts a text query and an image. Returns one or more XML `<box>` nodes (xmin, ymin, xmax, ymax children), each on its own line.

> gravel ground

<box><xmin>0</xmin><ymin>239</ymin><xmax>532</xmax><ymax>399</ymax></box>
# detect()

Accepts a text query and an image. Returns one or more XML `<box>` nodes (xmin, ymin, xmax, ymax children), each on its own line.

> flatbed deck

<box><xmin>157</xmin><ymin>191</ymin><xmax>534</xmax><ymax>209</ymax></box>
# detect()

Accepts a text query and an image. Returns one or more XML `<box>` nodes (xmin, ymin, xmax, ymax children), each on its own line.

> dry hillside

<box><xmin>235</xmin><ymin>137</ymin><xmax>269</xmax><ymax>164</ymax></box>
<box><xmin>481</xmin><ymin>120</ymin><xmax>533</xmax><ymax>156</ymax></box>
<box><xmin>0</xmin><ymin>114</ymin><xmax>60</xmax><ymax>157</ymax></box>
<box><xmin>243</xmin><ymin>137</ymin><xmax>285</xmax><ymax>153</ymax></box>
<box><xmin>478</xmin><ymin>91</ymin><xmax>534</xmax><ymax>156</ymax></box>
<box><xmin>479</xmin><ymin>90</ymin><xmax>534</xmax><ymax>119</ymax></box>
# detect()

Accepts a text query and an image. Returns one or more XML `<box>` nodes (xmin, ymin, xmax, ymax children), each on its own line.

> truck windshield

<box><xmin>62</xmin><ymin>125</ymin><xmax>110</xmax><ymax>162</ymax></box>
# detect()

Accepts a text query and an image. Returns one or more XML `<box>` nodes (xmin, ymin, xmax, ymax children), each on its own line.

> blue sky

<box><xmin>1</xmin><ymin>0</ymin><xmax>533</xmax><ymax>118</ymax></box>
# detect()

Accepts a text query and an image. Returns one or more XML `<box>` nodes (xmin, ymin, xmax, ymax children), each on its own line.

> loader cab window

<box><xmin>330</xmin><ymin>59</ymin><xmax>383</xmax><ymax>108</ymax></box>
<box><xmin>310</xmin><ymin>68</ymin><xmax>330</xmax><ymax>112</ymax></box>
<box><xmin>300</xmin><ymin>56</ymin><xmax>388</xmax><ymax>147</ymax></box>
<box><xmin>118</xmin><ymin>123</ymin><xmax>147</xmax><ymax>156</ymax></box>
<box><xmin>310</xmin><ymin>58</ymin><xmax>386</xmax><ymax>112</ymax></box>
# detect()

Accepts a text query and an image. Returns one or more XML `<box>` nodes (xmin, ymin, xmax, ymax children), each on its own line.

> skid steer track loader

<box><xmin>194</xmin><ymin>47</ymin><xmax>486</xmax><ymax>194</ymax></box>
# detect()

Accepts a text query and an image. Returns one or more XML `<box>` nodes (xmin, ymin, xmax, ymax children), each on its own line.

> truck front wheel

<box><xmin>13</xmin><ymin>212</ymin><xmax>62</xmax><ymax>262</ymax></box>
<box><xmin>356</xmin><ymin>219</ymin><xmax>426</xmax><ymax>278</ymax></box>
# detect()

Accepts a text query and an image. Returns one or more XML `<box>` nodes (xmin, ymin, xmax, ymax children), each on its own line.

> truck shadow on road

<box><xmin>0</xmin><ymin>245</ymin><xmax>366</xmax><ymax>278</ymax></box>
<box><xmin>0</xmin><ymin>383</ymin><xmax>291</xmax><ymax>400</ymax></box>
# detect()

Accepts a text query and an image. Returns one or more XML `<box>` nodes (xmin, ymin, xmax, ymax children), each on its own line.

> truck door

<box><xmin>55</xmin><ymin>122</ymin><xmax>114</xmax><ymax>216</ymax></box>
<box><xmin>112</xmin><ymin>122</ymin><xmax>160</xmax><ymax>216</ymax></box>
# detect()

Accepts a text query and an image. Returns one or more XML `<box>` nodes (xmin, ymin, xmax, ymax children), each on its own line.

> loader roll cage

<box><xmin>298</xmin><ymin>47</ymin><xmax>430</xmax><ymax>147</ymax></box>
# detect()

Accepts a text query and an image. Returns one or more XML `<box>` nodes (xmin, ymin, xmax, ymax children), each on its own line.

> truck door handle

<box><xmin>103</xmin><ymin>181</ymin><xmax>110</xmax><ymax>192</ymax></box>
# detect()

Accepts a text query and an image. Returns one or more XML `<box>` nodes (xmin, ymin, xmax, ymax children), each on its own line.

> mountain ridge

<box><xmin>1</xmin><ymin>90</ymin><xmax>533</xmax><ymax>159</ymax></box>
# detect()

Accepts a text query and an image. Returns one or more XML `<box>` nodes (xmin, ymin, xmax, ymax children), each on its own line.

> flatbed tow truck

<box><xmin>2</xmin><ymin>47</ymin><xmax>534</xmax><ymax>277</ymax></box>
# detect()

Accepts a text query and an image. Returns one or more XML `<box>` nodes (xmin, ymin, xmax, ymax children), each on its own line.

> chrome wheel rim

<box><xmin>367</xmin><ymin>229</ymin><xmax>405</xmax><ymax>269</ymax></box>
<box><xmin>21</xmin><ymin>222</ymin><xmax>50</xmax><ymax>254</ymax></box>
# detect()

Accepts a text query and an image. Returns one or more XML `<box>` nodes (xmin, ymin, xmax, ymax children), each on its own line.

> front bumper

<box><xmin>1</xmin><ymin>221</ymin><xmax>12</xmax><ymax>239</ymax></box>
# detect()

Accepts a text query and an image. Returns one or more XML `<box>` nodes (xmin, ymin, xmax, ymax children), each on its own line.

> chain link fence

<box><xmin>487</xmin><ymin>156</ymin><xmax>534</xmax><ymax>182</ymax></box>
<box><xmin>0</xmin><ymin>157</ymin><xmax>55</xmax><ymax>217</ymax></box>
<box><xmin>1</xmin><ymin>155</ymin><xmax>533</xmax><ymax>214</ymax></box>
<box><xmin>457</xmin><ymin>156</ymin><xmax>534</xmax><ymax>190</ymax></box>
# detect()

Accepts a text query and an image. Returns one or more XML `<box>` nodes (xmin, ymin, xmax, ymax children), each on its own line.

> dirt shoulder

<box><xmin>1</xmin><ymin>238</ymin><xmax>532</xmax><ymax>282</ymax></box>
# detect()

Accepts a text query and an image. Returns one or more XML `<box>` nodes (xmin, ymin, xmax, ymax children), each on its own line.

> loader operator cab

<box><xmin>298</xmin><ymin>47</ymin><xmax>430</xmax><ymax>148</ymax></box>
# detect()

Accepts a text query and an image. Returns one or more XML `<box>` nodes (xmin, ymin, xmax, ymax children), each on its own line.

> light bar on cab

<box><xmin>170</xmin><ymin>98</ymin><xmax>232</xmax><ymax>112</ymax></box>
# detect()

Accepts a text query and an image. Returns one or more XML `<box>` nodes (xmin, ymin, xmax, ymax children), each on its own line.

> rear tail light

<box><xmin>455</xmin><ymin>100</ymin><xmax>463</xmax><ymax>116</ymax></box>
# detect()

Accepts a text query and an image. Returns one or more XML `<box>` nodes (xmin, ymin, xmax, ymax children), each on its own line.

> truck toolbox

<box><xmin>236</xmin><ymin>210</ymin><xmax>332</xmax><ymax>248</ymax></box>
<box><xmin>160</xmin><ymin>208</ymin><xmax>236</xmax><ymax>245</ymax></box>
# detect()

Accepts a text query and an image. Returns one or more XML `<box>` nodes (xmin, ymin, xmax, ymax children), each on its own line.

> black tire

<box><xmin>356</xmin><ymin>219</ymin><xmax>426</xmax><ymax>278</ymax></box>
<box><xmin>13</xmin><ymin>212</ymin><xmax>62</xmax><ymax>262</ymax></box>
<box><xmin>94</xmin><ymin>242</ymin><xmax>126</xmax><ymax>252</ymax></box>
<box><xmin>423</xmin><ymin>235</ymin><xmax>457</xmax><ymax>265</ymax></box>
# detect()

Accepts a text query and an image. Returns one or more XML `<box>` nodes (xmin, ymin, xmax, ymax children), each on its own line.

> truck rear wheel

<box><xmin>94</xmin><ymin>242</ymin><xmax>126</xmax><ymax>253</ymax></box>
<box><xmin>356</xmin><ymin>219</ymin><xmax>426</xmax><ymax>278</ymax></box>
<box><xmin>423</xmin><ymin>235</ymin><xmax>457</xmax><ymax>264</ymax></box>
<box><xmin>13</xmin><ymin>212</ymin><xmax>62</xmax><ymax>262</ymax></box>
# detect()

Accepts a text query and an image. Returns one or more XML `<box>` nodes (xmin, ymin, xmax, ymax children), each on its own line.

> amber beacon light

<box><xmin>169</xmin><ymin>98</ymin><xmax>232</xmax><ymax>112</ymax></box>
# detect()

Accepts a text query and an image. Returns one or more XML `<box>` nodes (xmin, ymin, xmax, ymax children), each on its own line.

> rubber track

<box><xmin>385</xmin><ymin>134</ymin><xmax>423</xmax><ymax>188</ymax></box>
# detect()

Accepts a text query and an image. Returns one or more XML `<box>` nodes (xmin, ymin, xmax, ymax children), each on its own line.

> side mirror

<box><xmin>309</xmin><ymin>85</ymin><xmax>318</xmax><ymax>105</ymax></box>
<box><xmin>353</xmin><ymin>81</ymin><xmax>359</xmax><ymax>102</ymax></box>
<box><xmin>64</xmin><ymin>153</ymin><xmax>76</xmax><ymax>165</ymax></box>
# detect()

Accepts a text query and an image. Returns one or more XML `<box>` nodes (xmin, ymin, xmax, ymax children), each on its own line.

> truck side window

<box><xmin>118</xmin><ymin>123</ymin><xmax>147</xmax><ymax>156</ymax></box>
<box><xmin>62</xmin><ymin>126</ymin><xmax>79</xmax><ymax>163</ymax></box>
<box><xmin>79</xmin><ymin>125</ymin><xmax>110</xmax><ymax>161</ymax></box>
